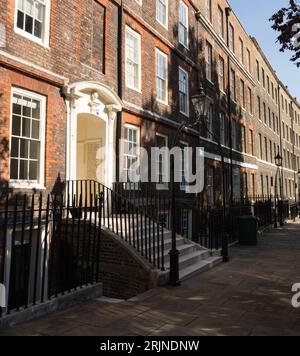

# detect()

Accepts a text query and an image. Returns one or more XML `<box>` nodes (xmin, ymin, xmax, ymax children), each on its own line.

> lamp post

<box><xmin>191</xmin><ymin>86</ymin><xmax>229</xmax><ymax>263</ymax></box>
<box><xmin>274</xmin><ymin>152</ymin><xmax>283</xmax><ymax>228</ymax></box>
<box><xmin>169</xmin><ymin>89</ymin><xmax>208</xmax><ymax>287</ymax></box>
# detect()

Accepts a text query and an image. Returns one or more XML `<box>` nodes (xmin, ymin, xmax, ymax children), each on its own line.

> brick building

<box><xmin>0</xmin><ymin>0</ymin><xmax>300</xmax><ymax>208</ymax></box>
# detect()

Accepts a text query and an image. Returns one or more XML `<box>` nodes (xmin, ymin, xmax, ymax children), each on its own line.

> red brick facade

<box><xmin>0</xmin><ymin>0</ymin><xmax>300</xmax><ymax>202</ymax></box>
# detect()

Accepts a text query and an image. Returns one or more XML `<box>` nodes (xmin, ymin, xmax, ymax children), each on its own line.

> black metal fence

<box><xmin>0</xmin><ymin>191</ymin><xmax>103</xmax><ymax>317</ymax></box>
<box><xmin>1</xmin><ymin>180</ymin><xmax>298</xmax><ymax>318</ymax></box>
<box><xmin>112</xmin><ymin>183</ymin><xmax>295</xmax><ymax>251</ymax></box>
<box><xmin>66</xmin><ymin>180</ymin><xmax>166</xmax><ymax>271</ymax></box>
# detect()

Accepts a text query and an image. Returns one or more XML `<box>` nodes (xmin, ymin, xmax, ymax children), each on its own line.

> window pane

<box><xmin>18</xmin><ymin>0</ymin><xmax>24</xmax><ymax>11</ymax></box>
<box><xmin>31</xmin><ymin>100</ymin><xmax>40</xmax><ymax>119</ymax></box>
<box><xmin>22</xmin><ymin>117</ymin><xmax>31</xmax><ymax>137</ymax></box>
<box><xmin>22</xmin><ymin>98</ymin><xmax>32</xmax><ymax>117</ymax></box>
<box><xmin>35</xmin><ymin>2</ymin><xmax>44</xmax><ymax>21</ymax></box>
<box><xmin>20</xmin><ymin>139</ymin><xmax>29</xmax><ymax>158</ymax></box>
<box><xmin>31</xmin><ymin>119</ymin><xmax>39</xmax><ymax>139</ymax></box>
<box><xmin>12</xmin><ymin>115</ymin><xmax>21</xmax><ymax>136</ymax></box>
<box><xmin>29</xmin><ymin>140</ymin><xmax>40</xmax><ymax>159</ymax></box>
<box><xmin>29</xmin><ymin>161</ymin><xmax>38</xmax><ymax>180</ymax></box>
<box><xmin>11</xmin><ymin>91</ymin><xmax>43</xmax><ymax>182</ymax></box>
<box><xmin>19</xmin><ymin>160</ymin><xmax>28</xmax><ymax>180</ymax></box>
<box><xmin>25</xmin><ymin>14</ymin><xmax>33</xmax><ymax>34</ymax></box>
<box><xmin>34</xmin><ymin>20</ymin><xmax>42</xmax><ymax>38</ymax></box>
<box><xmin>25</xmin><ymin>0</ymin><xmax>34</xmax><ymax>15</ymax></box>
<box><xmin>17</xmin><ymin>10</ymin><xmax>24</xmax><ymax>30</ymax></box>
<box><xmin>10</xmin><ymin>159</ymin><xmax>19</xmax><ymax>179</ymax></box>
<box><xmin>13</xmin><ymin>100</ymin><xmax>22</xmax><ymax>116</ymax></box>
<box><xmin>11</xmin><ymin>137</ymin><xmax>19</xmax><ymax>158</ymax></box>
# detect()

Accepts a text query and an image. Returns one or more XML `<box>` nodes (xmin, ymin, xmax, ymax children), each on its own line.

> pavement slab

<box><xmin>2</xmin><ymin>221</ymin><xmax>300</xmax><ymax>336</ymax></box>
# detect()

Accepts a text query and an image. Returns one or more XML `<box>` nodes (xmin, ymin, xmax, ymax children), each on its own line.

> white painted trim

<box><xmin>156</xmin><ymin>0</ymin><xmax>169</xmax><ymax>30</ymax></box>
<box><xmin>123</xmin><ymin>123</ymin><xmax>141</xmax><ymax>189</ymax></box>
<box><xmin>125</xmin><ymin>25</ymin><xmax>142</xmax><ymax>93</ymax></box>
<box><xmin>155</xmin><ymin>48</ymin><xmax>168</xmax><ymax>105</ymax></box>
<box><xmin>204</xmin><ymin>151</ymin><xmax>258</xmax><ymax>170</ymax></box>
<box><xmin>178</xmin><ymin>66</ymin><xmax>189</xmax><ymax>117</ymax></box>
<box><xmin>65</xmin><ymin>82</ymin><xmax>121</xmax><ymax>188</ymax></box>
<box><xmin>13</xmin><ymin>0</ymin><xmax>51</xmax><ymax>48</ymax></box>
<box><xmin>9</xmin><ymin>88</ymin><xmax>46</xmax><ymax>188</ymax></box>
<box><xmin>155</xmin><ymin>132</ymin><xmax>169</xmax><ymax>190</ymax></box>
<box><xmin>178</xmin><ymin>0</ymin><xmax>189</xmax><ymax>49</ymax></box>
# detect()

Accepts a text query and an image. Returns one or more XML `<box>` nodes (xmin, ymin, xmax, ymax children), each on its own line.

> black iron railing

<box><xmin>0</xmin><ymin>191</ymin><xmax>103</xmax><ymax>318</ymax></box>
<box><xmin>65</xmin><ymin>180</ymin><xmax>166</xmax><ymax>272</ymax></box>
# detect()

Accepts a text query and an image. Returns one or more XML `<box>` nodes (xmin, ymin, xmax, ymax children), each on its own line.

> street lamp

<box><xmin>191</xmin><ymin>86</ymin><xmax>229</xmax><ymax>263</ymax></box>
<box><xmin>274</xmin><ymin>152</ymin><xmax>283</xmax><ymax>228</ymax></box>
<box><xmin>275</xmin><ymin>153</ymin><xmax>283</xmax><ymax>168</ymax></box>
<box><xmin>169</xmin><ymin>88</ymin><xmax>208</xmax><ymax>287</ymax></box>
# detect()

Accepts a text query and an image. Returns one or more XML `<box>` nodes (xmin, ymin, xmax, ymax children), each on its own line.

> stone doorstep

<box><xmin>0</xmin><ymin>283</ymin><xmax>103</xmax><ymax>331</ymax></box>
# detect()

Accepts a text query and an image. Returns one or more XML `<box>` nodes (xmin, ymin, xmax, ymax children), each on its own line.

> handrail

<box><xmin>65</xmin><ymin>179</ymin><xmax>165</xmax><ymax>271</ymax></box>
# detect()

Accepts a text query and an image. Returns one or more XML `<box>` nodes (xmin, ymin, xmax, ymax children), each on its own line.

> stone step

<box><xmin>124</xmin><ymin>235</ymin><xmax>187</xmax><ymax>254</ymax></box>
<box><xmin>179</xmin><ymin>255</ymin><xmax>223</xmax><ymax>282</ymax></box>
<box><xmin>147</xmin><ymin>242</ymin><xmax>199</xmax><ymax>262</ymax></box>
<box><xmin>164</xmin><ymin>249</ymin><xmax>212</xmax><ymax>270</ymax></box>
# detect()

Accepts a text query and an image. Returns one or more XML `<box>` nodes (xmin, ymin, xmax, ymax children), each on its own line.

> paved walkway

<box><xmin>2</xmin><ymin>222</ymin><xmax>300</xmax><ymax>336</ymax></box>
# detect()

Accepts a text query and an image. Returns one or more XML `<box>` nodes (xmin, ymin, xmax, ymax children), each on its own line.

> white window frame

<box><xmin>178</xmin><ymin>0</ymin><xmax>189</xmax><ymax>48</ymax></box>
<box><xmin>123</xmin><ymin>124</ymin><xmax>140</xmax><ymax>190</ymax></box>
<box><xmin>125</xmin><ymin>26</ymin><xmax>142</xmax><ymax>92</ymax></box>
<box><xmin>14</xmin><ymin>0</ymin><xmax>51</xmax><ymax>48</ymax></box>
<box><xmin>217</xmin><ymin>6</ymin><xmax>224</xmax><ymax>37</ymax></box>
<box><xmin>156</xmin><ymin>48</ymin><xmax>168</xmax><ymax>105</ymax></box>
<box><xmin>156</xmin><ymin>0</ymin><xmax>168</xmax><ymax>29</ymax></box>
<box><xmin>180</xmin><ymin>141</ymin><xmax>189</xmax><ymax>191</ymax></box>
<box><xmin>219</xmin><ymin>57</ymin><xmax>225</xmax><ymax>92</ymax></box>
<box><xmin>156</xmin><ymin>133</ymin><xmax>169</xmax><ymax>190</ymax></box>
<box><xmin>179</xmin><ymin>66</ymin><xmax>189</xmax><ymax>116</ymax></box>
<box><xmin>9</xmin><ymin>88</ymin><xmax>46</xmax><ymax>189</ymax></box>
<box><xmin>206</xmin><ymin>42</ymin><xmax>213</xmax><ymax>82</ymax></box>
<box><xmin>205</xmin><ymin>0</ymin><xmax>212</xmax><ymax>22</ymax></box>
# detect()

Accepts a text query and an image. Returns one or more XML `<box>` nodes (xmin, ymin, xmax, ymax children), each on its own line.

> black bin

<box><xmin>238</xmin><ymin>215</ymin><xmax>259</xmax><ymax>246</ymax></box>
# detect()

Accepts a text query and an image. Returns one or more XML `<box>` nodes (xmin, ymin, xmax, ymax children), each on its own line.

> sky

<box><xmin>229</xmin><ymin>0</ymin><xmax>300</xmax><ymax>100</ymax></box>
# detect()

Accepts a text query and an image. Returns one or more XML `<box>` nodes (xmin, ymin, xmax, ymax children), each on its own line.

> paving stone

<box><xmin>3</xmin><ymin>221</ymin><xmax>300</xmax><ymax>336</ymax></box>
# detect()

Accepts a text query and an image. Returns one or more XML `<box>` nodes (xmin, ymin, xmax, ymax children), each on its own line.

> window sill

<box><xmin>14</xmin><ymin>27</ymin><xmax>50</xmax><ymax>49</ymax></box>
<box><xmin>125</xmin><ymin>85</ymin><xmax>142</xmax><ymax>94</ymax></box>
<box><xmin>156</xmin><ymin>98</ymin><xmax>169</xmax><ymax>107</ymax></box>
<box><xmin>180</xmin><ymin>110</ymin><xmax>190</xmax><ymax>118</ymax></box>
<box><xmin>9</xmin><ymin>181</ymin><xmax>46</xmax><ymax>190</ymax></box>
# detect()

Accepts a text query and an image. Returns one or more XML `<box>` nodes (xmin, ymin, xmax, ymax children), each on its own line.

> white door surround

<box><xmin>64</xmin><ymin>81</ymin><xmax>122</xmax><ymax>188</ymax></box>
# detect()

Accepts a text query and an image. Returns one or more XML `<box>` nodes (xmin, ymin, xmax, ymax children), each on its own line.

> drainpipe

<box><xmin>115</xmin><ymin>0</ymin><xmax>124</xmax><ymax>184</ymax></box>
<box><xmin>225</xmin><ymin>7</ymin><xmax>233</xmax><ymax>205</ymax></box>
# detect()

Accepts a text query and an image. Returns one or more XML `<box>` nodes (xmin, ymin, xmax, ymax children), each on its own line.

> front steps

<box><xmin>101</xmin><ymin>216</ymin><xmax>223</xmax><ymax>284</ymax></box>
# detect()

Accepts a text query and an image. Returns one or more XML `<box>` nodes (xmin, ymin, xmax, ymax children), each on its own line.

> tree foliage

<box><xmin>270</xmin><ymin>0</ymin><xmax>300</xmax><ymax>66</ymax></box>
